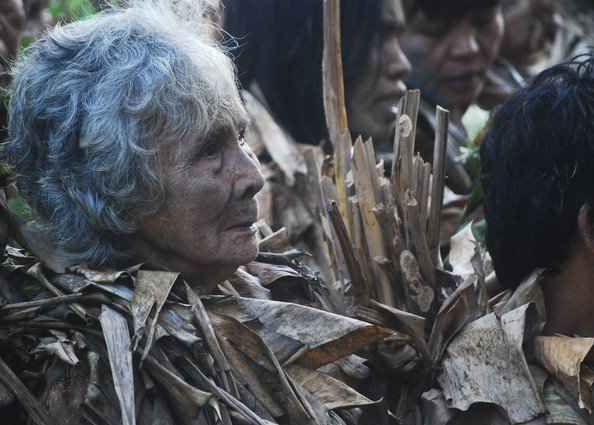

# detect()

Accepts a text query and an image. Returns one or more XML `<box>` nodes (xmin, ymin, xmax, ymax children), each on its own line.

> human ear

<box><xmin>577</xmin><ymin>204</ymin><xmax>594</xmax><ymax>255</ymax></box>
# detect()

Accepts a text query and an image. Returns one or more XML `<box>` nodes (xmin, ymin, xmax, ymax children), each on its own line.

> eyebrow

<box><xmin>187</xmin><ymin>118</ymin><xmax>249</xmax><ymax>157</ymax></box>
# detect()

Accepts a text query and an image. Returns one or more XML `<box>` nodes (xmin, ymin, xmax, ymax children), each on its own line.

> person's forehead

<box><xmin>185</xmin><ymin>106</ymin><xmax>248</xmax><ymax>149</ymax></box>
<box><xmin>408</xmin><ymin>0</ymin><xmax>501</xmax><ymax>20</ymax></box>
<box><xmin>210</xmin><ymin>108</ymin><xmax>249</xmax><ymax>136</ymax></box>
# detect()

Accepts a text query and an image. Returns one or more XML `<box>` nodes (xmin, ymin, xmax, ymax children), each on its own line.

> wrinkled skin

<box><xmin>345</xmin><ymin>0</ymin><xmax>411</xmax><ymax>152</ymax></box>
<box><xmin>399</xmin><ymin>5</ymin><xmax>504</xmax><ymax>125</ymax></box>
<box><xmin>134</xmin><ymin>109</ymin><xmax>265</xmax><ymax>293</ymax></box>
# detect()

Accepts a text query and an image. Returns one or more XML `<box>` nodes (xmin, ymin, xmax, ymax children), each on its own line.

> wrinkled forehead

<box><xmin>404</xmin><ymin>0</ymin><xmax>501</xmax><ymax>20</ymax></box>
<box><xmin>200</xmin><ymin>91</ymin><xmax>246</xmax><ymax>139</ymax></box>
<box><xmin>154</xmin><ymin>101</ymin><xmax>248</xmax><ymax>168</ymax></box>
<box><xmin>204</xmin><ymin>98</ymin><xmax>248</xmax><ymax>139</ymax></box>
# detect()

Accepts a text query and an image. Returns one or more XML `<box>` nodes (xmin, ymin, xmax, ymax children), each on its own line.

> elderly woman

<box><xmin>0</xmin><ymin>1</ymin><xmax>388</xmax><ymax>423</ymax></box>
<box><xmin>6</xmin><ymin>1</ymin><xmax>264</xmax><ymax>294</ymax></box>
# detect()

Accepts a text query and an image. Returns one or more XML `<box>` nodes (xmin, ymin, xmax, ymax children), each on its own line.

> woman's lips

<box><xmin>376</xmin><ymin>85</ymin><xmax>407</xmax><ymax>118</ymax></box>
<box><xmin>443</xmin><ymin>72</ymin><xmax>481</xmax><ymax>92</ymax></box>
<box><xmin>224</xmin><ymin>222</ymin><xmax>258</xmax><ymax>239</ymax></box>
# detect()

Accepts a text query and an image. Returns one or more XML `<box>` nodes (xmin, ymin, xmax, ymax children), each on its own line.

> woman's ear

<box><xmin>577</xmin><ymin>204</ymin><xmax>594</xmax><ymax>255</ymax></box>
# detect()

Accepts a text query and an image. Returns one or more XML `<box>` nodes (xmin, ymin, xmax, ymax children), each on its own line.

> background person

<box><xmin>223</xmin><ymin>0</ymin><xmax>411</xmax><ymax>154</ymax></box>
<box><xmin>400</xmin><ymin>0</ymin><xmax>504</xmax><ymax>195</ymax></box>
<box><xmin>480</xmin><ymin>54</ymin><xmax>594</xmax><ymax>338</ymax></box>
<box><xmin>429</xmin><ymin>53</ymin><xmax>594</xmax><ymax>424</ymax></box>
<box><xmin>0</xmin><ymin>0</ymin><xmax>25</xmax><ymax>91</ymax></box>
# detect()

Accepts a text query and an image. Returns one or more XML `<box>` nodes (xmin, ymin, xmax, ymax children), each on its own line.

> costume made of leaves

<box><xmin>0</xmin><ymin>193</ymin><xmax>397</xmax><ymax>425</ymax></box>
<box><xmin>425</xmin><ymin>226</ymin><xmax>594</xmax><ymax>425</ymax></box>
<box><xmin>0</xmin><ymin>255</ymin><xmax>391</xmax><ymax>425</ymax></box>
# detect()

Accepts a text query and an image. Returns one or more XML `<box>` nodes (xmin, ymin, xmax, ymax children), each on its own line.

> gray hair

<box><xmin>3</xmin><ymin>0</ymin><xmax>243</xmax><ymax>268</ymax></box>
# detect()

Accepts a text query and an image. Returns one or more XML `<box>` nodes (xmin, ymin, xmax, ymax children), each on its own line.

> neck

<box><xmin>132</xmin><ymin>237</ymin><xmax>238</xmax><ymax>296</ymax></box>
<box><xmin>540</xmin><ymin>243</ymin><xmax>594</xmax><ymax>337</ymax></box>
<box><xmin>179</xmin><ymin>266</ymin><xmax>238</xmax><ymax>296</ymax></box>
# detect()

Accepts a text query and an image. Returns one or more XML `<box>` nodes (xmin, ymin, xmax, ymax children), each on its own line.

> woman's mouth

<box><xmin>224</xmin><ymin>222</ymin><xmax>258</xmax><ymax>239</ymax></box>
<box><xmin>376</xmin><ymin>83</ymin><xmax>407</xmax><ymax>118</ymax></box>
<box><xmin>443</xmin><ymin>72</ymin><xmax>481</xmax><ymax>92</ymax></box>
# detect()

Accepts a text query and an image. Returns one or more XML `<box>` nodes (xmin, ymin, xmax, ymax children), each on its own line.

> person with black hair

<box><xmin>481</xmin><ymin>53</ymin><xmax>594</xmax><ymax>338</ymax></box>
<box><xmin>411</xmin><ymin>54</ymin><xmax>594</xmax><ymax>425</ymax></box>
<box><xmin>223</xmin><ymin>0</ymin><xmax>410</xmax><ymax>153</ymax></box>
<box><xmin>400</xmin><ymin>0</ymin><xmax>504</xmax><ymax>195</ymax></box>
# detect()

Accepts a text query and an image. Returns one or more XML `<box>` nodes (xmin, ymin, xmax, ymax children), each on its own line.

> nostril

<box><xmin>237</xmin><ymin>166</ymin><xmax>265</xmax><ymax>200</ymax></box>
<box><xmin>243</xmin><ymin>186</ymin><xmax>258</xmax><ymax>200</ymax></box>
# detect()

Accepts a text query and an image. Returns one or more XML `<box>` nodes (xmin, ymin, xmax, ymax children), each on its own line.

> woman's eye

<box><xmin>238</xmin><ymin>137</ymin><xmax>246</xmax><ymax>147</ymax></box>
<box><xmin>202</xmin><ymin>143</ymin><xmax>218</xmax><ymax>158</ymax></box>
<box><xmin>420</xmin><ymin>26</ymin><xmax>447</xmax><ymax>38</ymax></box>
<box><xmin>474</xmin><ymin>9</ymin><xmax>498</xmax><ymax>27</ymax></box>
<box><xmin>474</xmin><ymin>16</ymin><xmax>495</xmax><ymax>27</ymax></box>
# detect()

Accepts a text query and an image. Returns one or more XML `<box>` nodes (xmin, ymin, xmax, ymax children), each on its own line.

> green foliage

<box><xmin>7</xmin><ymin>194</ymin><xmax>31</xmax><ymax>223</ymax></box>
<box><xmin>458</xmin><ymin>138</ymin><xmax>481</xmax><ymax>180</ymax></box>
<box><xmin>48</xmin><ymin>0</ymin><xmax>96</xmax><ymax>22</ymax></box>
<box><xmin>19</xmin><ymin>35</ymin><xmax>35</xmax><ymax>50</ymax></box>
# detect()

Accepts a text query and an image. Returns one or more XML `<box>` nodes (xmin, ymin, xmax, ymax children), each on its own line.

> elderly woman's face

<box><xmin>134</xmin><ymin>109</ymin><xmax>265</xmax><ymax>290</ymax></box>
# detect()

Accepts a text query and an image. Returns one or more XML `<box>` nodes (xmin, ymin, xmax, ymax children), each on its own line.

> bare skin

<box><xmin>540</xmin><ymin>204</ymin><xmax>594</xmax><ymax>337</ymax></box>
<box><xmin>345</xmin><ymin>0</ymin><xmax>410</xmax><ymax>152</ymax></box>
<box><xmin>133</xmin><ymin>107</ymin><xmax>265</xmax><ymax>294</ymax></box>
<box><xmin>399</xmin><ymin>5</ymin><xmax>504</xmax><ymax>127</ymax></box>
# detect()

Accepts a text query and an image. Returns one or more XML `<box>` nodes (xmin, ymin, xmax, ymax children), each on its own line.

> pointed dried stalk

<box><xmin>414</xmin><ymin>156</ymin><xmax>432</xmax><ymax>229</ymax></box>
<box><xmin>426</xmin><ymin>106</ymin><xmax>450</xmax><ymax>261</ymax></box>
<box><xmin>0</xmin><ymin>293</ymin><xmax>83</xmax><ymax>311</ymax></box>
<box><xmin>327</xmin><ymin>200</ymin><xmax>369</xmax><ymax>306</ymax></box>
<box><xmin>403</xmin><ymin>190</ymin><xmax>437</xmax><ymax>290</ymax></box>
<box><xmin>303</xmin><ymin>148</ymin><xmax>343</xmax><ymax>284</ymax></box>
<box><xmin>322</xmin><ymin>0</ymin><xmax>347</xmax><ymax>141</ymax></box>
<box><xmin>351</xmin><ymin>138</ymin><xmax>395</xmax><ymax>306</ymax></box>
<box><xmin>27</xmin><ymin>263</ymin><xmax>90</xmax><ymax>323</ymax></box>
<box><xmin>392</xmin><ymin>90</ymin><xmax>421</xmax><ymax>200</ymax></box>
<box><xmin>372</xmin><ymin>203</ymin><xmax>402</xmax><ymax>269</ymax></box>
<box><xmin>322</xmin><ymin>0</ymin><xmax>351</xmax><ymax>231</ymax></box>
<box><xmin>185</xmin><ymin>284</ymin><xmax>238</xmax><ymax>397</ymax></box>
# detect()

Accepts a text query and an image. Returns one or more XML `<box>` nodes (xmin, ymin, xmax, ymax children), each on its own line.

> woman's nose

<box><xmin>233</xmin><ymin>141</ymin><xmax>265</xmax><ymax>200</ymax></box>
<box><xmin>450</xmin><ymin>23</ymin><xmax>480</xmax><ymax>58</ymax></box>
<box><xmin>384</xmin><ymin>36</ymin><xmax>412</xmax><ymax>80</ymax></box>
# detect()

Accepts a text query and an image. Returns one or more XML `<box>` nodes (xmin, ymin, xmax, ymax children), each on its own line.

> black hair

<box><xmin>222</xmin><ymin>0</ymin><xmax>382</xmax><ymax>145</ymax></box>
<box><xmin>403</xmin><ymin>0</ymin><xmax>500</xmax><ymax>20</ymax></box>
<box><xmin>480</xmin><ymin>53</ymin><xmax>594</xmax><ymax>289</ymax></box>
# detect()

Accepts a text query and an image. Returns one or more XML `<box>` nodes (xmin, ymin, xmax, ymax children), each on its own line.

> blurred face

<box><xmin>500</xmin><ymin>0</ymin><xmax>554</xmax><ymax>70</ymax></box>
<box><xmin>345</xmin><ymin>0</ymin><xmax>411</xmax><ymax>151</ymax></box>
<box><xmin>134</xmin><ymin>107</ymin><xmax>265</xmax><ymax>292</ymax></box>
<box><xmin>400</xmin><ymin>4</ymin><xmax>503</xmax><ymax>118</ymax></box>
<box><xmin>0</xmin><ymin>0</ymin><xmax>25</xmax><ymax>89</ymax></box>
